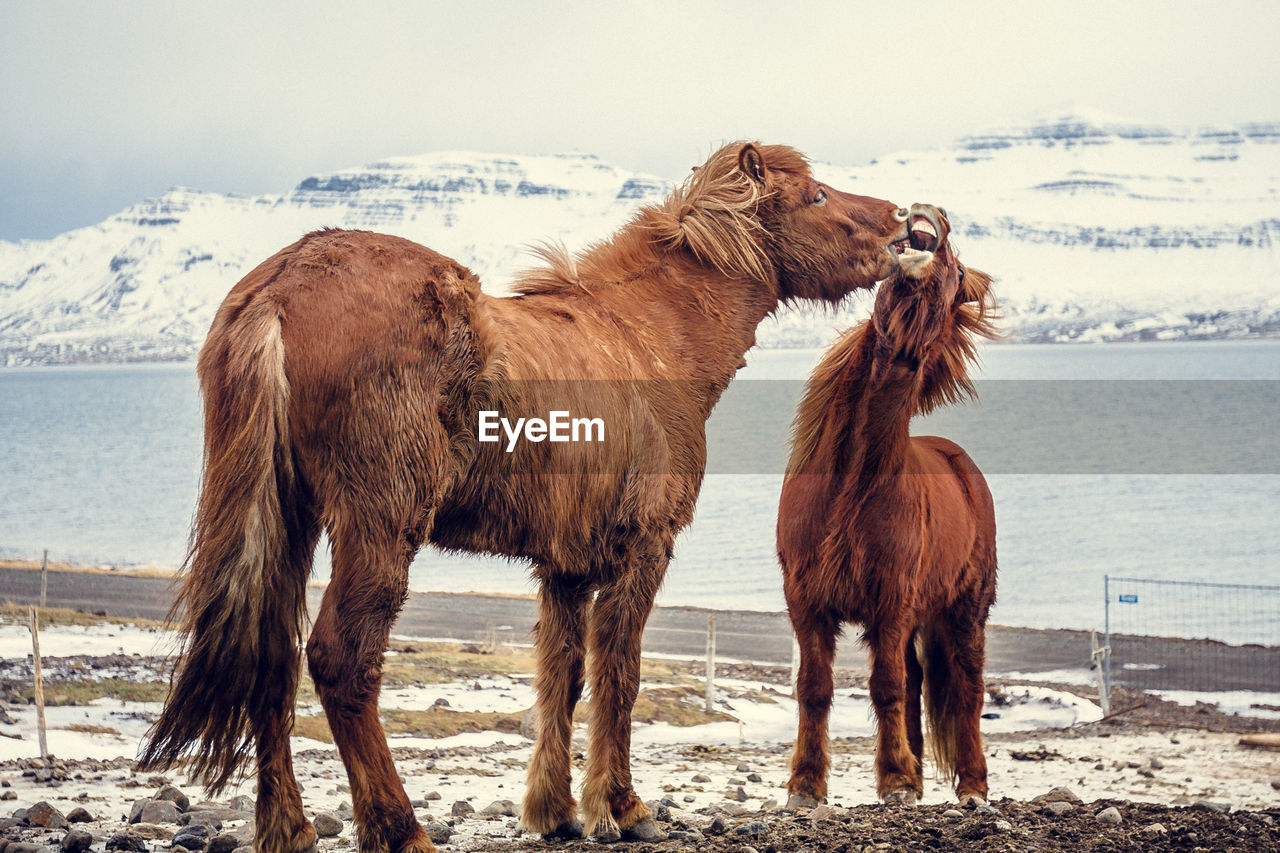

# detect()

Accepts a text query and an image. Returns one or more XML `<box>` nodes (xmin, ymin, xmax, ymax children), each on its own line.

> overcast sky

<box><xmin>2</xmin><ymin>1</ymin><xmax>1278</xmax><ymax>242</ymax></box>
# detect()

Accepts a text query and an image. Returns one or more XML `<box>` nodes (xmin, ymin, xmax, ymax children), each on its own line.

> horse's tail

<box><xmin>917</xmin><ymin>626</ymin><xmax>965</xmax><ymax>785</ymax></box>
<box><xmin>139</xmin><ymin>296</ymin><xmax>309</xmax><ymax>792</ymax></box>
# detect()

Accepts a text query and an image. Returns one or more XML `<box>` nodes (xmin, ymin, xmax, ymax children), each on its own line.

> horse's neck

<box><xmin>834</xmin><ymin>327</ymin><xmax>917</xmax><ymax>479</ymax></box>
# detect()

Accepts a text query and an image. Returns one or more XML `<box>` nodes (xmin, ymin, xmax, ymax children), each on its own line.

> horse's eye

<box><xmin>812</xmin><ymin>188</ymin><xmax>828</xmax><ymax>206</ymax></box>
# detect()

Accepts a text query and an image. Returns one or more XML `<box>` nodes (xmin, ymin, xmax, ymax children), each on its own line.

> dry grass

<box><xmin>0</xmin><ymin>559</ymin><xmax>176</xmax><ymax>579</ymax></box>
<box><xmin>10</xmin><ymin>678</ymin><xmax>169</xmax><ymax>706</ymax></box>
<box><xmin>292</xmin><ymin>707</ymin><xmax>524</xmax><ymax>744</ymax></box>
<box><xmin>0</xmin><ymin>603</ymin><xmax>166</xmax><ymax>630</ymax></box>
<box><xmin>59</xmin><ymin>723</ymin><xmax>122</xmax><ymax>736</ymax></box>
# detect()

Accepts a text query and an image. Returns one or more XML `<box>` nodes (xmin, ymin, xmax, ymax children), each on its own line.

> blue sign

<box><xmin>1118</xmin><ymin>594</ymin><xmax>1139</xmax><ymax>604</ymax></box>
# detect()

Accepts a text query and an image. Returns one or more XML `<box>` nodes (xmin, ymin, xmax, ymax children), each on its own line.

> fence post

<box><xmin>1103</xmin><ymin>574</ymin><xmax>1112</xmax><ymax>711</ymax></box>
<box><xmin>29</xmin><ymin>606</ymin><xmax>48</xmax><ymax>759</ymax></box>
<box><xmin>704</xmin><ymin>613</ymin><xmax>716</xmax><ymax>713</ymax></box>
<box><xmin>1091</xmin><ymin>630</ymin><xmax>1110</xmax><ymax>716</ymax></box>
<box><xmin>40</xmin><ymin>550</ymin><xmax>48</xmax><ymax>610</ymax></box>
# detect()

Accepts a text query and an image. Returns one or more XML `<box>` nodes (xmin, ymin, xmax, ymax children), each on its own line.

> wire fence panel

<box><xmin>1104</xmin><ymin>576</ymin><xmax>1280</xmax><ymax>698</ymax></box>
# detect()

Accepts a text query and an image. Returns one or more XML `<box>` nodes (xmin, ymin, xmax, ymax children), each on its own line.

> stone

<box><xmin>994</xmin><ymin>820</ymin><xmax>1012</xmax><ymax>831</ymax></box>
<box><xmin>808</xmin><ymin>805</ymin><xmax>842</xmax><ymax>822</ymax></box>
<box><xmin>736</xmin><ymin>762</ymin><xmax>751</xmax><ymax>773</ymax></box>
<box><xmin>172</xmin><ymin>823</ymin><xmax>211</xmax><ymax>851</ymax></box>
<box><xmin>207</xmin><ymin>835</ymin><xmax>239</xmax><ymax>853</ymax></box>
<box><xmin>180</xmin><ymin>811</ymin><xmax>230</xmax><ymax>830</ymax></box>
<box><xmin>707</xmin><ymin>815</ymin><xmax>728</xmax><ymax>835</ymax></box>
<box><xmin>479</xmin><ymin>800</ymin><xmax>515</xmax><ymax>817</ymax></box>
<box><xmin>734</xmin><ymin>820</ymin><xmax>769</xmax><ymax>836</ymax></box>
<box><xmin>1142</xmin><ymin>822</ymin><xmax>1169</xmax><ymax>835</ymax></box>
<box><xmin>519</xmin><ymin>708</ymin><xmax>538</xmax><ymax>740</ymax></box>
<box><xmin>129</xmin><ymin>824</ymin><xmax>175</xmax><ymax>841</ymax></box>
<box><xmin>1047</xmin><ymin>802</ymin><xmax>1074</xmax><ymax>816</ymax></box>
<box><xmin>139</xmin><ymin>800</ymin><xmax>180</xmax><ymax>825</ymax></box>
<box><xmin>155</xmin><ymin>785</ymin><xmax>191</xmax><ymax>813</ymax></box>
<box><xmin>1271</xmin><ymin>778</ymin><xmax>1280</xmax><ymax>791</ymax></box>
<box><xmin>423</xmin><ymin>791</ymin><xmax>441</xmax><ymax>801</ymax></box>
<box><xmin>942</xmin><ymin>809</ymin><xmax>964</xmax><ymax>818</ymax></box>
<box><xmin>27</xmin><ymin>802</ymin><xmax>69</xmax><ymax>829</ymax></box>
<box><xmin>127</xmin><ymin>799</ymin><xmax>148</xmax><ymax>824</ymax></box>
<box><xmin>312</xmin><ymin>813</ymin><xmax>343</xmax><ymax>838</ymax></box>
<box><xmin>1095</xmin><ymin>806</ymin><xmax>1122</xmax><ymax>825</ymax></box>
<box><xmin>105</xmin><ymin>832</ymin><xmax>148</xmax><ymax>853</ymax></box>
<box><xmin>691</xmin><ymin>774</ymin><xmax>711</xmax><ymax>784</ymax></box>
<box><xmin>734</xmin><ymin>786</ymin><xmax>749</xmax><ymax>802</ymax></box>
<box><xmin>226</xmin><ymin>796</ymin><xmax>254</xmax><ymax>813</ymax></box>
<box><xmin>1033</xmin><ymin>786</ymin><xmax>1082</xmax><ymax>804</ymax></box>
<box><xmin>422</xmin><ymin>823</ymin><xmax>451</xmax><ymax>844</ymax></box>
<box><xmin>1194</xmin><ymin>800</ymin><xmax>1231</xmax><ymax>813</ymax></box>
<box><xmin>450</xmin><ymin>801</ymin><xmax>474</xmax><ymax>818</ymax></box>
<box><xmin>1149</xmin><ymin>758</ymin><xmax>1165</xmax><ymax>770</ymax></box>
<box><xmin>64</xmin><ymin>808</ymin><xmax>92</xmax><ymax>824</ymax></box>
<box><xmin>747</xmin><ymin>773</ymin><xmax>763</xmax><ymax>783</ymax></box>
<box><xmin>0</xmin><ymin>792</ymin><xmax>13</xmax><ymax>801</ymax></box>
<box><xmin>59</xmin><ymin>830</ymin><xmax>92</xmax><ymax>853</ymax></box>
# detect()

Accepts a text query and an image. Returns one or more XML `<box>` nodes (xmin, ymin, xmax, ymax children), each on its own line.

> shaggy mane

<box><xmin>513</xmin><ymin>142</ymin><xmax>807</xmax><ymax>296</ymax></box>
<box><xmin>786</xmin><ymin>265</ymin><xmax>999</xmax><ymax>477</ymax></box>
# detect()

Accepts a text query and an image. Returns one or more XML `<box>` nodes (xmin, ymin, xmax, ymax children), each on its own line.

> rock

<box><xmin>1271</xmin><ymin>778</ymin><xmax>1280</xmax><ymax>791</ymax></box>
<box><xmin>423</xmin><ymin>791</ymin><xmax>441</xmax><ymax>801</ymax></box>
<box><xmin>172</xmin><ymin>823</ymin><xmax>210</xmax><ymax>851</ymax></box>
<box><xmin>59</xmin><ymin>830</ymin><xmax>92</xmax><ymax>853</ymax></box>
<box><xmin>105</xmin><ymin>832</ymin><xmax>148</xmax><ymax>853</ymax></box>
<box><xmin>691</xmin><ymin>774</ymin><xmax>711</xmax><ymax>784</ymax></box>
<box><xmin>227</xmin><ymin>796</ymin><xmax>254</xmax><ymax>813</ymax></box>
<box><xmin>1032</xmin><ymin>786</ymin><xmax>1082</xmax><ymax>804</ymax></box>
<box><xmin>155</xmin><ymin>785</ymin><xmax>191</xmax><ymax>812</ymax></box>
<box><xmin>139</xmin><ymin>800</ymin><xmax>180</xmax><ymax>825</ymax></box>
<box><xmin>747</xmin><ymin>773</ymin><xmax>763</xmax><ymax>783</ymax></box>
<box><xmin>180</xmin><ymin>811</ymin><xmax>231</xmax><ymax>830</ymax></box>
<box><xmin>707</xmin><ymin>815</ymin><xmax>728</xmax><ymax>835</ymax></box>
<box><xmin>808</xmin><ymin>805</ymin><xmax>843</xmax><ymax>822</ymax></box>
<box><xmin>312</xmin><ymin>813</ymin><xmax>343</xmax><ymax>838</ymax></box>
<box><xmin>519</xmin><ymin>708</ymin><xmax>538</xmax><ymax>740</ymax></box>
<box><xmin>736</xmin><ymin>762</ymin><xmax>751</xmax><ymax>773</ymax></box>
<box><xmin>667</xmin><ymin>830</ymin><xmax>704</xmax><ymax>842</ymax></box>
<box><xmin>1047</xmin><ymin>802</ymin><xmax>1074</xmax><ymax>816</ymax></box>
<box><xmin>6</xmin><ymin>844</ymin><xmax>43</xmax><ymax>853</ymax></box>
<box><xmin>720</xmin><ymin>803</ymin><xmax>750</xmax><ymax>817</ymax></box>
<box><xmin>64</xmin><ymin>808</ymin><xmax>92</xmax><ymax>824</ymax></box>
<box><xmin>1142</xmin><ymin>822</ymin><xmax>1169</xmax><ymax>835</ymax></box>
<box><xmin>1194</xmin><ymin>800</ymin><xmax>1230</xmax><ymax>813</ymax></box>
<box><xmin>207</xmin><ymin>835</ymin><xmax>239</xmax><ymax>853</ymax></box>
<box><xmin>942</xmin><ymin>809</ymin><xmax>964</xmax><ymax>818</ymax></box>
<box><xmin>994</xmin><ymin>820</ymin><xmax>1012</xmax><ymax>832</ymax></box>
<box><xmin>479</xmin><ymin>800</ymin><xmax>515</xmax><ymax>817</ymax></box>
<box><xmin>422</xmin><ymin>823</ymin><xmax>451</xmax><ymax>844</ymax></box>
<box><xmin>0</xmin><ymin>792</ymin><xmax>13</xmax><ymax>801</ymax></box>
<box><xmin>128</xmin><ymin>799</ymin><xmax>148</xmax><ymax>824</ymax></box>
<box><xmin>450</xmin><ymin>801</ymin><xmax>474</xmax><ymax>818</ymax></box>
<box><xmin>27</xmin><ymin>802</ymin><xmax>69</xmax><ymax>829</ymax></box>
<box><xmin>1095</xmin><ymin>806</ymin><xmax>1122</xmax><ymax>825</ymax></box>
<box><xmin>129</xmin><ymin>824</ymin><xmax>175</xmax><ymax>841</ymax></box>
<box><xmin>733</xmin><ymin>786</ymin><xmax>748</xmax><ymax>803</ymax></box>
<box><xmin>1149</xmin><ymin>758</ymin><xmax>1165</xmax><ymax>770</ymax></box>
<box><xmin>734</xmin><ymin>820</ymin><xmax>769</xmax><ymax>836</ymax></box>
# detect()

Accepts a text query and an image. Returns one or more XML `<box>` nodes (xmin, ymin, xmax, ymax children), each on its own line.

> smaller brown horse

<box><xmin>777</xmin><ymin>204</ymin><xmax>998</xmax><ymax>808</ymax></box>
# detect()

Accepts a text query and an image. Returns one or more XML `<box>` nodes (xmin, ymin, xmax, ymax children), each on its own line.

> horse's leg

<box><xmin>785</xmin><ymin>611</ymin><xmax>838</xmax><ymax>808</ymax></box>
<box><xmin>868</xmin><ymin>618</ymin><xmax>920</xmax><ymax>804</ymax></box>
<box><xmin>521</xmin><ymin>576</ymin><xmax>591</xmax><ymax>838</ymax></box>
<box><xmin>579</xmin><ymin>560</ymin><xmax>663</xmax><ymax>841</ymax></box>
<box><xmin>903</xmin><ymin>631</ymin><xmax>925</xmax><ymax>799</ymax></box>
<box><xmin>255</xmin><ymin>517</ymin><xmax>321</xmax><ymax>853</ymax></box>
<box><xmin>948</xmin><ymin>613</ymin><xmax>990</xmax><ymax>803</ymax></box>
<box><xmin>307</xmin><ymin>523</ymin><xmax>434</xmax><ymax>853</ymax></box>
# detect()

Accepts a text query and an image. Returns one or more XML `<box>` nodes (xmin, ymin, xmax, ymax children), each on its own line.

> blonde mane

<box><xmin>514</xmin><ymin>142</ymin><xmax>794</xmax><ymax>296</ymax></box>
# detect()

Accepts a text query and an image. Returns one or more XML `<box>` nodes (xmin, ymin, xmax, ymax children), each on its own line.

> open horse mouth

<box><xmin>893</xmin><ymin>204</ymin><xmax>947</xmax><ymax>278</ymax></box>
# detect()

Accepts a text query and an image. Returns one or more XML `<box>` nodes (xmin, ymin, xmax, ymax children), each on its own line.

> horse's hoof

<box><xmin>592</xmin><ymin>823</ymin><xmax>622</xmax><ymax>844</ymax></box>
<box><xmin>620</xmin><ymin>817</ymin><xmax>666</xmax><ymax>842</ymax></box>
<box><xmin>881</xmin><ymin>789</ymin><xmax>917</xmax><ymax>807</ymax></box>
<box><xmin>786</xmin><ymin>793</ymin><xmax>822</xmax><ymax>810</ymax></box>
<box><xmin>541</xmin><ymin>820</ymin><xmax>583</xmax><ymax>840</ymax></box>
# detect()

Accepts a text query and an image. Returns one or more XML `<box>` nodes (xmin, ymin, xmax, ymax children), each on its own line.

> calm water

<box><xmin>1</xmin><ymin>340</ymin><xmax>1278</xmax><ymax>638</ymax></box>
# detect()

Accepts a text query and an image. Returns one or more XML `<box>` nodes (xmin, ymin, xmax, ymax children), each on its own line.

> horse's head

<box><xmin>737</xmin><ymin>144</ymin><xmax>910</xmax><ymax>303</ymax></box>
<box><xmin>870</xmin><ymin>203</ymin><xmax>997</xmax><ymax>406</ymax></box>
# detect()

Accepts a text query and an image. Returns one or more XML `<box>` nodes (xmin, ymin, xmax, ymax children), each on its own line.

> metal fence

<box><xmin>1101</xmin><ymin>575</ymin><xmax>1280</xmax><ymax>711</ymax></box>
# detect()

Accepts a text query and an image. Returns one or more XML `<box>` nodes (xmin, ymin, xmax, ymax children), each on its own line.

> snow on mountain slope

<box><xmin>2</xmin><ymin>113</ymin><xmax>1278</xmax><ymax>365</ymax></box>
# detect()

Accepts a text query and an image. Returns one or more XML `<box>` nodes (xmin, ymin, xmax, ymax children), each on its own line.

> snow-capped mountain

<box><xmin>2</xmin><ymin>112</ymin><xmax>1278</xmax><ymax>365</ymax></box>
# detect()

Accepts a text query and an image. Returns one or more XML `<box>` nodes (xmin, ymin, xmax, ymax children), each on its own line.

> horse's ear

<box><xmin>738</xmin><ymin>144</ymin><xmax>767</xmax><ymax>185</ymax></box>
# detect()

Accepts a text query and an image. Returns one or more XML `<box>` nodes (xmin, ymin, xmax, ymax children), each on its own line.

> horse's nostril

<box><xmin>894</xmin><ymin>208</ymin><xmax>909</xmax><ymax>222</ymax></box>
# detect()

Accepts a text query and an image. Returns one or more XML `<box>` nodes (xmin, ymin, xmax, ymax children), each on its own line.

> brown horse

<box><xmin>777</xmin><ymin>204</ymin><xmax>999</xmax><ymax>809</ymax></box>
<box><xmin>138</xmin><ymin>142</ymin><xmax>914</xmax><ymax>853</ymax></box>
